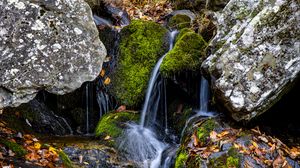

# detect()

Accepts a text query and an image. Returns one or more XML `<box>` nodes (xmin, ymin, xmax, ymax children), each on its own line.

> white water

<box><xmin>119</xmin><ymin>30</ymin><xmax>178</xmax><ymax>168</ymax></box>
<box><xmin>140</xmin><ymin>30</ymin><xmax>178</xmax><ymax>127</ymax></box>
<box><xmin>181</xmin><ymin>77</ymin><xmax>215</xmax><ymax>138</ymax></box>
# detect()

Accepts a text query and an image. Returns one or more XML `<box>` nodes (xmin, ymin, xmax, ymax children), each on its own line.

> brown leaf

<box><xmin>290</xmin><ymin>147</ymin><xmax>300</xmax><ymax>159</ymax></box>
<box><xmin>192</xmin><ymin>133</ymin><xmax>200</xmax><ymax>147</ymax></box>
<box><xmin>258</xmin><ymin>136</ymin><xmax>268</xmax><ymax>143</ymax></box>
<box><xmin>209</xmin><ymin>131</ymin><xmax>218</xmax><ymax>142</ymax></box>
<box><xmin>273</xmin><ymin>155</ymin><xmax>284</xmax><ymax>168</ymax></box>
<box><xmin>217</xmin><ymin>131</ymin><xmax>230</xmax><ymax>138</ymax></box>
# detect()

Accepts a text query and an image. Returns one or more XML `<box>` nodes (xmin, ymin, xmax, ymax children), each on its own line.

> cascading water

<box><xmin>119</xmin><ymin>30</ymin><xmax>178</xmax><ymax>168</ymax></box>
<box><xmin>181</xmin><ymin>76</ymin><xmax>216</xmax><ymax>139</ymax></box>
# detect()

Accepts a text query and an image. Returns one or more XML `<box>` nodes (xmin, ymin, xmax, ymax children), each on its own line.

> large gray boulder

<box><xmin>0</xmin><ymin>0</ymin><xmax>106</xmax><ymax>108</ymax></box>
<box><xmin>202</xmin><ymin>0</ymin><xmax>300</xmax><ymax>121</ymax></box>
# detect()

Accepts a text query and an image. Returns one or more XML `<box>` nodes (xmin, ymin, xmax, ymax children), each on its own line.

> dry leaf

<box><xmin>217</xmin><ymin>131</ymin><xmax>230</xmax><ymax>138</ymax></box>
<box><xmin>290</xmin><ymin>147</ymin><xmax>300</xmax><ymax>159</ymax></box>
<box><xmin>192</xmin><ymin>133</ymin><xmax>200</xmax><ymax>147</ymax></box>
<box><xmin>209</xmin><ymin>131</ymin><xmax>218</xmax><ymax>142</ymax></box>
<box><xmin>104</xmin><ymin>77</ymin><xmax>111</xmax><ymax>85</ymax></box>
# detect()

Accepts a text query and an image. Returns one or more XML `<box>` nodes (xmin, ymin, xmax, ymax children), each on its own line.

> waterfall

<box><xmin>181</xmin><ymin>76</ymin><xmax>215</xmax><ymax>139</ymax></box>
<box><xmin>140</xmin><ymin>30</ymin><xmax>178</xmax><ymax>127</ymax></box>
<box><xmin>119</xmin><ymin>30</ymin><xmax>178</xmax><ymax>168</ymax></box>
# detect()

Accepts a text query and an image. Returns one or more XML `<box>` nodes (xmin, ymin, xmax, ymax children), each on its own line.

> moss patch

<box><xmin>175</xmin><ymin>150</ymin><xmax>188</xmax><ymax>168</ymax></box>
<box><xmin>111</xmin><ymin>20</ymin><xmax>168</xmax><ymax>107</ymax></box>
<box><xmin>95</xmin><ymin>111</ymin><xmax>139</xmax><ymax>139</ymax></box>
<box><xmin>208</xmin><ymin>147</ymin><xmax>240</xmax><ymax>168</ymax></box>
<box><xmin>160</xmin><ymin>28</ymin><xmax>207</xmax><ymax>77</ymax></box>
<box><xmin>0</xmin><ymin>138</ymin><xmax>27</xmax><ymax>158</ymax></box>
<box><xmin>167</xmin><ymin>14</ymin><xmax>191</xmax><ymax>30</ymax></box>
<box><xmin>196</xmin><ymin>119</ymin><xmax>216</xmax><ymax>143</ymax></box>
<box><xmin>58</xmin><ymin>150</ymin><xmax>74</xmax><ymax>168</ymax></box>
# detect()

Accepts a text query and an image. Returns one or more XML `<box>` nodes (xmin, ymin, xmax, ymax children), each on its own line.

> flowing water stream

<box><xmin>119</xmin><ymin>30</ymin><xmax>178</xmax><ymax>168</ymax></box>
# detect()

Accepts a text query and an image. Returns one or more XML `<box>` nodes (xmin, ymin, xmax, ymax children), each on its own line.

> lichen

<box><xmin>167</xmin><ymin>14</ymin><xmax>191</xmax><ymax>30</ymax></box>
<box><xmin>0</xmin><ymin>138</ymin><xmax>27</xmax><ymax>158</ymax></box>
<box><xmin>160</xmin><ymin>28</ymin><xmax>207</xmax><ymax>77</ymax></box>
<box><xmin>110</xmin><ymin>20</ymin><xmax>168</xmax><ymax>107</ymax></box>
<box><xmin>95</xmin><ymin>111</ymin><xmax>139</xmax><ymax>139</ymax></box>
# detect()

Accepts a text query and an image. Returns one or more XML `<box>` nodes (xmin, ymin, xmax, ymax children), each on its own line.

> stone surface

<box><xmin>202</xmin><ymin>0</ymin><xmax>300</xmax><ymax>121</ymax></box>
<box><xmin>0</xmin><ymin>0</ymin><xmax>106</xmax><ymax>108</ymax></box>
<box><xmin>176</xmin><ymin>116</ymin><xmax>300</xmax><ymax>168</ymax></box>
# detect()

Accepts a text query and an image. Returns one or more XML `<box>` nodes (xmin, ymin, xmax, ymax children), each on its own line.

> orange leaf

<box><xmin>100</xmin><ymin>69</ymin><xmax>105</xmax><ymax>77</ymax></box>
<box><xmin>104</xmin><ymin>77</ymin><xmax>111</xmax><ymax>85</ymax></box>
<box><xmin>217</xmin><ymin>131</ymin><xmax>229</xmax><ymax>138</ymax></box>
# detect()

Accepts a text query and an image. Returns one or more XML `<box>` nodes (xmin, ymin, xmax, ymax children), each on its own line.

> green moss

<box><xmin>167</xmin><ymin>14</ymin><xmax>191</xmax><ymax>30</ymax></box>
<box><xmin>160</xmin><ymin>28</ymin><xmax>207</xmax><ymax>77</ymax></box>
<box><xmin>58</xmin><ymin>150</ymin><xmax>73</xmax><ymax>168</ymax></box>
<box><xmin>196</xmin><ymin>119</ymin><xmax>216</xmax><ymax>143</ymax></box>
<box><xmin>111</xmin><ymin>20</ymin><xmax>168</xmax><ymax>107</ymax></box>
<box><xmin>175</xmin><ymin>150</ymin><xmax>188</xmax><ymax>168</ymax></box>
<box><xmin>0</xmin><ymin>138</ymin><xmax>27</xmax><ymax>158</ymax></box>
<box><xmin>226</xmin><ymin>156</ymin><xmax>239</xmax><ymax>167</ymax></box>
<box><xmin>209</xmin><ymin>147</ymin><xmax>240</xmax><ymax>168</ymax></box>
<box><xmin>95</xmin><ymin>111</ymin><xmax>139</xmax><ymax>139</ymax></box>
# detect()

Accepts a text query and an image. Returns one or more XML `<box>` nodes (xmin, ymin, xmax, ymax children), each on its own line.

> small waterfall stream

<box><xmin>119</xmin><ymin>30</ymin><xmax>178</xmax><ymax>168</ymax></box>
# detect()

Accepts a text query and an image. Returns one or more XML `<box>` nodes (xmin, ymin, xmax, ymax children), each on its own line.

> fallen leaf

<box><xmin>192</xmin><ymin>133</ymin><xmax>200</xmax><ymax>147</ymax></box>
<box><xmin>116</xmin><ymin>105</ymin><xmax>126</xmax><ymax>112</ymax></box>
<box><xmin>104</xmin><ymin>77</ymin><xmax>111</xmax><ymax>85</ymax></box>
<box><xmin>34</xmin><ymin>142</ymin><xmax>41</xmax><ymax>150</ymax></box>
<box><xmin>209</xmin><ymin>131</ymin><xmax>218</xmax><ymax>142</ymax></box>
<box><xmin>48</xmin><ymin>147</ymin><xmax>57</xmax><ymax>155</ymax></box>
<box><xmin>104</xmin><ymin>135</ymin><xmax>111</xmax><ymax>140</ymax></box>
<box><xmin>251</xmin><ymin>141</ymin><xmax>259</xmax><ymax>148</ymax></box>
<box><xmin>273</xmin><ymin>155</ymin><xmax>284</xmax><ymax>168</ymax></box>
<box><xmin>100</xmin><ymin>69</ymin><xmax>105</xmax><ymax>77</ymax></box>
<box><xmin>217</xmin><ymin>130</ymin><xmax>230</xmax><ymax>138</ymax></box>
<box><xmin>258</xmin><ymin>136</ymin><xmax>268</xmax><ymax>143</ymax></box>
<box><xmin>8</xmin><ymin>150</ymin><xmax>15</xmax><ymax>157</ymax></box>
<box><xmin>290</xmin><ymin>147</ymin><xmax>300</xmax><ymax>159</ymax></box>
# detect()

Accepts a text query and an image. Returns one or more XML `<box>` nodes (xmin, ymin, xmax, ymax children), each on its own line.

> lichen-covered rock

<box><xmin>110</xmin><ymin>20</ymin><xmax>168</xmax><ymax>107</ymax></box>
<box><xmin>202</xmin><ymin>0</ymin><xmax>300</xmax><ymax>121</ymax></box>
<box><xmin>160</xmin><ymin>28</ymin><xmax>207</xmax><ymax>77</ymax></box>
<box><xmin>0</xmin><ymin>0</ymin><xmax>106</xmax><ymax>108</ymax></box>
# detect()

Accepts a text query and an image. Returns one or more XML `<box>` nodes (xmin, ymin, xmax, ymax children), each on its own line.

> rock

<box><xmin>110</xmin><ymin>20</ymin><xmax>169</xmax><ymax>107</ymax></box>
<box><xmin>3</xmin><ymin>99</ymin><xmax>73</xmax><ymax>135</ymax></box>
<box><xmin>0</xmin><ymin>0</ymin><xmax>106</xmax><ymax>108</ymax></box>
<box><xmin>165</xmin><ymin>10</ymin><xmax>196</xmax><ymax>30</ymax></box>
<box><xmin>176</xmin><ymin>117</ymin><xmax>300</xmax><ymax>168</ymax></box>
<box><xmin>172</xmin><ymin>0</ymin><xmax>229</xmax><ymax>11</ymax></box>
<box><xmin>95</xmin><ymin>111</ymin><xmax>139</xmax><ymax>147</ymax></box>
<box><xmin>160</xmin><ymin>28</ymin><xmax>207</xmax><ymax>77</ymax></box>
<box><xmin>202</xmin><ymin>0</ymin><xmax>300</xmax><ymax>121</ymax></box>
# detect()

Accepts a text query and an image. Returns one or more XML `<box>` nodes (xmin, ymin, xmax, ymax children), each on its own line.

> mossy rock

<box><xmin>110</xmin><ymin>20</ymin><xmax>168</xmax><ymax>107</ymax></box>
<box><xmin>160</xmin><ymin>28</ymin><xmax>207</xmax><ymax>77</ymax></box>
<box><xmin>167</xmin><ymin>14</ymin><xmax>191</xmax><ymax>30</ymax></box>
<box><xmin>0</xmin><ymin>138</ymin><xmax>27</xmax><ymax>158</ymax></box>
<box><xmin>95</xmin><ymin>111</ymin><xmax>139</xmax><ymax>140</ymax></box>
<box><xmin>208</xmin><ymin>147</ymin><xmax>240</xmax><ymax>168</ymax></box>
